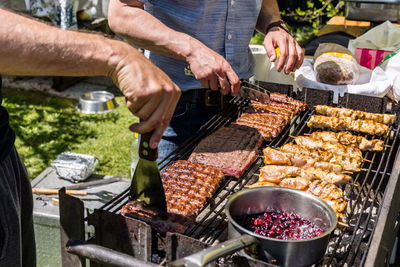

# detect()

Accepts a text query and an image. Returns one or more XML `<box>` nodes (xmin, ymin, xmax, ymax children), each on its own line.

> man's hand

<box><xmin>110</xmin><ymin>50</ymin><xmax>181</xmax><ymax>149</ymax></box>
<box><xmin>263</xmin><ymin>27</ymin><xmax>304</xmax><ymax>74</ymax></box>
<box><xmin>186</xmin><ymin>41</ymin><xmax>241</xmax><ymax>96</ymax></box>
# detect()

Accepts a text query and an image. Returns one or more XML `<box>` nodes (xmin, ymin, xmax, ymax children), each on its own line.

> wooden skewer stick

<box><xmin>361</xmin><ymin>168</ymin><xmax>368</xmax><ymax>172</ymax></box>
<box><xmin>349</xmin><ymin>183</ymin><xmax>359</xmax><ymax>187</ymax></box>
<box><xmin>338</xmin><ymin>222</ymin><xmax>350</xmax><ymax>228</ymax></box>
<box><xmin>303</xmin><ymin>133</ymin><xmax>311</xmax><ymax>136</ymax></box>
<box><xmin>343</xmin><ymin>197</ymin><xmax>350</xmax><ymax>201</ymax></box>
<box><xmin>32</xmin><ymin>188</ymin><xmax>87</xmax><ymax>196</ymax></box>
<box><xmin>363</xmin><ymin>158</ymin><xmax>373</xmax><ymax>163</ymax></box>
<box><xmin>384</xmin><ymin>144</ymin><xmax>392</xmax><ymax>148</ymax></box>
<box><xmin>342</xmin><ymin>171</ymin><xmax>353</xmax><ymax>174</ymax></box>
<box><xmin>289</xmin><ymin>135</ymin><xmax>297</xmax><ymax>139</ymax></box>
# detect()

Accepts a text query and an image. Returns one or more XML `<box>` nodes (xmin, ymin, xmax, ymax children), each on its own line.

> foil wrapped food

<box><xmin>51</xmin><ymin>152</ymin><xmax>98</xmax><ymax>181</ymax></box>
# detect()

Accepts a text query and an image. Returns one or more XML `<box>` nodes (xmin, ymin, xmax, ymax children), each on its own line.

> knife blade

<box><xmin>129</xmin><ymin>131</ymin><xmax>167</xmax><ymax>212</ymax></box>
<box><xmin>239</xmin><ymin>85</ymin><xmax>270</xmax><ymax>104</ymax></box>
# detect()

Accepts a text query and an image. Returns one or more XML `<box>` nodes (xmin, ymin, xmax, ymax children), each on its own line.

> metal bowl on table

<box><xmin>171</xmin><ymin>187</ymin><xmax>337</xmax><ymax>267</ymax></box>
<box><xmin>77</xmin><ymin>91</ymin><xmax>118</xmax><ymax>114</ymax></box>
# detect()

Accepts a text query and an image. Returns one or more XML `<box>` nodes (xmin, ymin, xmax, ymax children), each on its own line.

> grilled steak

<box><xmin>188</xmin><ymin>126</ymin><xmax>263</xmax><ymax>177</ymax></box>
<box><xmin>121</xmin><ymin>200</ymin><xmax>192</xmax><ymax>234</ymax></box>
<box><xmin>122</xmin><ymin>160</ymin><xmax>225</xmax><ymax>233</ymax></box>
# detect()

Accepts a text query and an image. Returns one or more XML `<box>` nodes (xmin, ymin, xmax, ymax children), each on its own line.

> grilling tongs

<box><xmin>129</xmin><ymin>131</ymin><xmax>167</xmax><ymax>212</ymax></box>
<box><xmin>239</xmin><ymin>82</ymin><xmax>270</xmax><ymax>104</ymax></box>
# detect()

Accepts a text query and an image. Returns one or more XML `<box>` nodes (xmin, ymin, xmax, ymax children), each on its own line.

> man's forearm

<box><xmin>108</xmin><ymin>0</ymin><xmax>198</xmax><ymax>61</ymax></box>
<box><xmin>0</xmin><ymin>8</ymin><xmax>139</xmax><ymax>77</ymax></box>
<box><xmin>256</xmin><ymin>0</ymin><xmax>281</xmax><ymax>34</ymax></box>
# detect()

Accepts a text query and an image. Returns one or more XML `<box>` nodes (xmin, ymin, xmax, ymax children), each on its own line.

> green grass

<box><xmin>2</xmin><ymin>88</ymin><xmax>138</xmax><ymax>179</ymax></box>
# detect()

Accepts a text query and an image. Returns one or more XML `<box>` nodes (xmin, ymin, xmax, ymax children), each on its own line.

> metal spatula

<box><xmin>129</xmin><ymin>131</ymin><xmax>167</xmax><ymax>212</ymax></box>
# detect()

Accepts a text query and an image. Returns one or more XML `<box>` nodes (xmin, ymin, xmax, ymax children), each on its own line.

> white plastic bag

<box><xmin>380</xmin><ymin>49</ymin><xmax>400</xmax><ymax>102</ymax></box>
<box><xmin>348</xmin><ymin>21</ymin><xmax>400</xmax><ymax>53</ymax></box>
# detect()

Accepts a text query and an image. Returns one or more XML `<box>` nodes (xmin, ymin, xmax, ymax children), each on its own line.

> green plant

<box><xmin>2</xmin><ymin>88</ymin><xmax>137</xmax><ymax>179</ymax></box>
<box><xmin>251</xmin><ymin>1</ymin><xmax>345</xmax><ymax>45</ymax></box>
<box><xmin>281</xmin><ymin>0</ymin><xmax>345</xmax><ymax>42</ymax></box>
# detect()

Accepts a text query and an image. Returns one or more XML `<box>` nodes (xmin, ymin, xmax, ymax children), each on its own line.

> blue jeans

<box><xmin>157</xmin><ymin>100</ymin><xmax>219</xmax><ymax>163</ymax></box>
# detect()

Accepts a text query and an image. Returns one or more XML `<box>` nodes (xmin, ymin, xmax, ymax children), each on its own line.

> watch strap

<box><xmin>265</xmin><ymin>21</ymin><xmax>291</xmax><ymax>35</ymax></box>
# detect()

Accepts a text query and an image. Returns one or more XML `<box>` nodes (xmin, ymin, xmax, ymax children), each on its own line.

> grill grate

<box><xmin>97</xmin><ymin>88</ymin><xmax>400</xmax><ymax>266</ymax></box>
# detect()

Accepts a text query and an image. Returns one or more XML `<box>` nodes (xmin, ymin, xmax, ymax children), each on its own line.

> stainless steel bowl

<box><xmin>77</xmin><ymin>91</ymin><xmax>118</xmax><ymax>114</ymax></box>
<box><xmin>227</xmin><ymin>187</ymin><xmax>337</xmax><ymax>266</ymax></box>
<box><xmin>171</xmin><ymin>187</ymin><xmax>337</xmax><ymax>267</ymax></box>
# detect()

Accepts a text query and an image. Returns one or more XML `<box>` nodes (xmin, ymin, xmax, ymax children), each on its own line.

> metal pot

<box><xmin>171</xmin><ymin>187</ymin><xmax>337</xmax><ymax>267</ymax></box>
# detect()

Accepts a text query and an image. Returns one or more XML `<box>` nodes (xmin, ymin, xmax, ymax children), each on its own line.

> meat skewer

<box><xmin>247</xmin><ymin>177</ymin><xmax>347</xmax><ymax>218</ymax></box>
<box><xmin>304</xmin><ymin>131</ymin><xmax>384</xmax><ymax>151</ymax></box>
<box><xmin>263</xmin><ymin>147</ymin><xmax>350</xmax><ymax>173</ymax></box>
<box><xmin>316</xmin><ymin>105</ymin><xmax>396</xmax><ymax>125</ymax></box>
<box><xmin>259</xmin><ymin>165</ymin><xmax>352</xmax><ymax>184</ymax></box>
<box><xmin>291</xmin><ymin>135</ymin><xmax>363</xmax><ymax>159</ymax></box>
<box><xmin>307</xmin><ymin>115</ymin><xmax>389</xmax><ymax>136</ymax></box>
<box><xmin>280</xmin><ymin>143</ymin><xmax>363</xmax><ymax>172</ymax></box>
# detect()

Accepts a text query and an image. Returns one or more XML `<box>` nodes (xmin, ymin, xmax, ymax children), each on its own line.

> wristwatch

<box><xmin>265</xmin><ymin>21</ymin><xmax>291</xmax><ymax>35</ymax></box>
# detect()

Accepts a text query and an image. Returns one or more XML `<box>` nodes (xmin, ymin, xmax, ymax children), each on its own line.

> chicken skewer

<box><xmin>291</xmin><ymin>135</ymin><xmax>363</xmax><ymax>159</ymax></box>
<box><xmin>315</xmin><ymin>105</ymin><xmax>396</xmax><ymax>125</ymax></box>
<box><xmin>280</xmin><ymin>143</ymin><xmax>363</xmax><ymax>172</ymax></box>
<box><xmin>258</xmin><ymin>165</ymin><xmax>352</xmax><ymax>184</ymax></box>
<box><xmin>307</xmin><ymin>115</ymin><xmax>389</xmax><ymax>136</ymax></box>
<box><xmin>304</xmin><ymin>131</ymin><xmax>384</xmax><ymax>151</ymax></box>
<box><xmin>262</xmin><ymin>147</ymin><xmax>356</xmax><ymax>173</ymax></box>
<box><xmin>247</xmin><ymin>177</ymin><xmax>347</xmax><ymax>218</ymax></box>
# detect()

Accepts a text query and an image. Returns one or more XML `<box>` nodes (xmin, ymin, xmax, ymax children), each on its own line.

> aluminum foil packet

<box><xmin>51</xmin><ymin>152</ymin><xmax>98</xmax><ymax>181</ymax></box>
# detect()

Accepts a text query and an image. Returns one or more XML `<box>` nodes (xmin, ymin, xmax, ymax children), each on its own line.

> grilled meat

<box><xmin>251</xmin><ymin>100</ymin><xmax>296</xmax><ymax>119</ymax></box>
<box><xmin>270</xmin><ymin>92</ymin><xmax>307</xmax><ymax>112</ymax></box>
<box><xmin>307</xmin><ymin>115</ymin><xmax>389</xmax><ymax>136</ymax></box>
<box><xmin>307</xmin><ymin>180</ymin><xmax>343</xmax><ymax>200</ymax></box>
<box><xmin>293</xmin><ymin>136</ymin><xmax>363</xmax><ymax>159</ymax></box>
<box><xmin>122</xmin><ymin>160</ymin><xmax>225</xmax><ymax>233</ymax></box>
<box><xmin>306</xmin><ymin>131</ymin><xmax>384</xmax><ymax>151</ymax></box>
<box><xmin>263</xmin><ymin>147</ymin><xmax>345</xmax><ymax>173</ymax></box>
<box><xmin>248</xmin><ymin>177</ymin><xmax>347</xmax><ymax>218</ymax></box>
<box><xmin>316</xmin><ymin>105</ymin><xmax>395</xmax><ymax>125</ymax></box>
<box><xmin>233</xmin><ymin>112</ymin><xmax>285</xmax><ymax>139</ymax></box>
<box><xmin>189</xmin><ymin>125</ymin><xmax>262</xmax><ymax>177</ymax></box>
<box><xmin>280</xmin><ymin>143</ymin><xmax>362</xmax><ymax>172</ymax></box>
<box><xmin>280</xmin><ymin>177</ymin><xmax>310</xmax><ymax>190</ymax></box>
<box><xmin>258</xmin><ymin>165</ymin><xmax>352</xmax><ymax>184</ymax></box>
<box><xmin>121</xmin><ymin>200</ymin><xmax>193</xmax><ymax>234</ymax></box>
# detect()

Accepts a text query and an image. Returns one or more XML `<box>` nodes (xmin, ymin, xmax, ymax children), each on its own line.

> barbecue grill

<box><xmin>59</xmin><ymin>81</ymin><xmax>400</xmax><ymax>267</ymax></box>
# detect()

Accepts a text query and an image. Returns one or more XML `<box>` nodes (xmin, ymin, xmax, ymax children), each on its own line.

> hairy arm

<box><xmin>0</xmin><ymin>8</ymin><xmax>181</xmax><ymax>148</ymax></box>
<box><xmin>0</xmin><ymin>9</ymin><xmax>122</xmax><ymax>76</ymax></box>
<box><xmin>108</xmin><ymin>0</ymin><xmax>240</xmax><ymax>95</ymax></box>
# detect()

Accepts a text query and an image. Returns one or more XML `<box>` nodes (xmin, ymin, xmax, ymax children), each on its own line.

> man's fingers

<box><xmin>133</xmin><ymin>96</ymin><xmax>162</xmax><ymax>121</ymax></box>
<box><xmin>285</xmin><ymin>39</ymin><xmax>297</xmax><ymax>74</ymax></box>
<box><xmin>199</xmin><ymin>78</ymin><xmax>209</xmax><ymax>89</ymax></box>
<box><xmin>209</xmin><ymin>75</ymin><xmax>219</xmax><ymax>91</ymax></box>
<box><xmin>129</xmin><ymin>85</ymin><xmax>180</xmax><ymax>148</ymax></box>
<box><xmin>275</xmin><ymin>39</ymin><xmax>288</xmax><ymax>72</ymax></box>
<box><xmin>149</xmin><ymin>88</ymin><xmax>180</xmax><ymax>148</ymax></box>
<box><xmin>294</xmin><ymin>44</ymin><xmax>304</xmax><ymax>70</ymax></box>
<box><xmin>263</xmin><ymin>36</ymin><xmax>277</xmax><ymax>63</ymax></box>
<box><xmin>216</xmin><ymin>72</ymin><xmax>230</xmax><ymax>95</ymax></box>
<box><xmin>225</xmin><ymin>68</ymin><xmax>240</xmax><ymax>96</ymax></box>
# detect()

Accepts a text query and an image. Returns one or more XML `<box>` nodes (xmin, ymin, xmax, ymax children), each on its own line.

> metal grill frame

<box><xmin>60</xmin><ymin>81</ymin><xmax>400</xmax><ymax>267</ymax></box>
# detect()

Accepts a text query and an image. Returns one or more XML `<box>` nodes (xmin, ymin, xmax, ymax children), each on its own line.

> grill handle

<box><xmin>66</xmin><ymin>239</ymin><xmax>158</xmax><ymax>267</ymax></box>
<box><xmin>169</xmin><ymin>235</ymin><xmax>258</xmax><ymax>267</ymax></box>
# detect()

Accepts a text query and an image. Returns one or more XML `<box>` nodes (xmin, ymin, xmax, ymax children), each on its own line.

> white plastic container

<box><xmin>249</xmin><ymin>45</ymin><xmax>270</xmax><ymax>82</ymax></box>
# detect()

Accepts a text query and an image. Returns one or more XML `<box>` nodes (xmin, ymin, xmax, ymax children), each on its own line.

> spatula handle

<box><xmin>139</xmin><ymin>131</ymin><xmax>158</xmax><ymax>161</ymax></box>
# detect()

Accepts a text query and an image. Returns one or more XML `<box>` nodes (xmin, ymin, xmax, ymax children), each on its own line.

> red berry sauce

<box><xmin>244</xmin><ymin>211</ymin><xmax>324</xmax><ymax>240</ymax></box>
